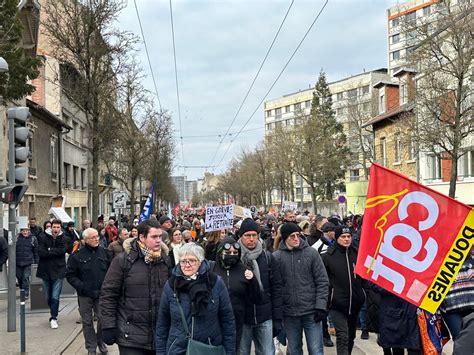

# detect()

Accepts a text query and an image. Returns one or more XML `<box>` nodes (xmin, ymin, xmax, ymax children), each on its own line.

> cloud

<box><xmin>119</xmin><ymin>0</ymin><xmax>398</xmax><ymax>178</ymax></box>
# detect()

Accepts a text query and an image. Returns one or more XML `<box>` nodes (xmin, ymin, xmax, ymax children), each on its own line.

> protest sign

<box><xmin>233</xmin><ymin>205</ymin><xmax>252</xmax><ymax>219</ymax></box>
<box><xmin>355</xmin><ymin>163</ymin><xmax>474</xmax><ymax>313</ymax></box>
<box><xmin>282</xmin><ymin>201</ymin><xmax>297</xmax><ymax>211</ymax></box>
<box><xmin>205</xmin><ymin>205</ymin><xmax>234</xmax><ymax>232</ymax></box>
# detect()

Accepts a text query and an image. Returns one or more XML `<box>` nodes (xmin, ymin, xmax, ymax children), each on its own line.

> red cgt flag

<box><xmin>355</xmin><ymin>163</ymin><xmax>474</xmax><ymax>313</ymax></box>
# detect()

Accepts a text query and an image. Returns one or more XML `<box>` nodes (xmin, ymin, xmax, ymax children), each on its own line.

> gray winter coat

<box><xmin>273</xmin><ymin>237</ymin><xmax>329</xmax><ymax>317</ymax></box>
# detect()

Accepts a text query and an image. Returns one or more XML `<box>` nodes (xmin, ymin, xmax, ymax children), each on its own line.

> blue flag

<box><xmin>139</xmin><ymin>183</ymin><xmax>154</xmax><ymax>223</ymax></box>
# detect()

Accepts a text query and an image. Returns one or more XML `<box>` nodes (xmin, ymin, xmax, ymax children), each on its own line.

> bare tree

<box><xmin>406</xmin><ymin>0</ymin><xmax>473</xmax><ymax>197</ymax></box>
<box><xmin>42</xmin><ymin>0</ymin><xmax>138</xmax><ymax>221</ymax></box>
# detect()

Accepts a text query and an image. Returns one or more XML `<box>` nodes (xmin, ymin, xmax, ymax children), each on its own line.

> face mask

<box><xmin>222</xmin><ymin>254</ymin><xmax>239</xmax><ymax>266</ymax></box>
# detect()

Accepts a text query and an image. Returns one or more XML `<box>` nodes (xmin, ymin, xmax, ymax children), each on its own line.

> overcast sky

<box><xmin>118</xmin><ymin>0</ymin><xmax>399</xmax><ymax>180</ymax></box>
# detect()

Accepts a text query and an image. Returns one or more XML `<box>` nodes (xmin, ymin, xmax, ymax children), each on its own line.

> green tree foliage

<box><xmin>0</xmin><ymin>0</ymin><xmax>41</xmax><ymax>101</ymax></box>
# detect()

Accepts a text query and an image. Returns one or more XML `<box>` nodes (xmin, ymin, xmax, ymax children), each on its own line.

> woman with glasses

<box><xmin>155</xmin><ymin>243</ymin><xmax>236</xmax><ymax>355</ymax></box>
<box><xmin>214</xmin><ymin>236</ymin><xmax>262</xmax><ymax>352</ymax></box>
<box><xmin>166</xmin><ymin>228</ymin><xmax>185</xmax><ymax>268</ymax></box>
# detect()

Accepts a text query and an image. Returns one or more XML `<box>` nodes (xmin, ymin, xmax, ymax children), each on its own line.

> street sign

<box><xmin>113</xmin><ymin>191</ymin><xmax>128</xmax><ymax>209</ymax></box>
<box><xmin>337</xmin><ymin>195</ymin><xmax>347</xmax><ymax>204</ymax></box>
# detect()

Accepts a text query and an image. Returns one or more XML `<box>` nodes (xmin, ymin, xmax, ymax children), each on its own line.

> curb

<box><xmin>57</xmin><ymin>325</ymin><xmax>83</xmax><ymax>355</ymax></box>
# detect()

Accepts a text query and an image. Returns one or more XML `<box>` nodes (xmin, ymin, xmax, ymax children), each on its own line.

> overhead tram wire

<box><xmin>215</xmin><ymin>0</ymin><xmax>329</xmax><ymax>169</ymax></box>
<box><xmin>207</xmin><ymin>0</ymin><xmax>295</xmax><ymax>170</ymax></box>
<box><xmin>169</xmin><ymin>0</ymin><xmax>186</xmax><ymax>174</ymax></box>
<box><xmin>178</xmin><ymin>126</ymin><xmax>264</xmax><ymax>139</ymax></box>
<box><xmin>133</xmin><ymin>0</ymin><xmax>162</xmax><ymax>112</ymax></box>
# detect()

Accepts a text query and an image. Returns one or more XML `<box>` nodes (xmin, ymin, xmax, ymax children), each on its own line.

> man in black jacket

<box><xmin>0</xmin><ymin>230</ymin><xmax>8</xmax><ymax>272</ymax></box>
<box><xmin>239</xmin><ymin>218</ymin><xmax>283</xmax><ymax>355</ymax></box>
<box><xmin>37</xmin><ymin>219</ymin><xmax>68</xmax><ymax>329</ymax></box>
<box><xmin>67</xmin><ymin>228</ymin><xmax>112</xmax><ymax>355</ymax></box>
<box><xmin>16</xmin><ymin>226</ymin><xmax>39</xmax><ymax>298</ymax></box>
<box><xmin>274</xmin><ymin>222</ymin><xmax>329</xmax><ymax>355</ymax></box>
<box><xmin>99</xmin><ymin>219</ymin><xmax>171</xmax><ymax>354</ymax></box>
<box><xmin>28</xmin><ymin>217</ymin><xmax>43</xmax><ymax>239</ymax></box>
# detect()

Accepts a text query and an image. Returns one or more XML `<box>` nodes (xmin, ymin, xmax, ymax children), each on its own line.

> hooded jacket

<box><xmin>37</xmin><ymin>229</ymin><xmax>67</xmax><ymax>280</ymax></box>
<box><xmin>322</xmin><ymin>243</ymin><xmax>365</xmax><ymax>315</ymax></box>
<box><xmin>99</xmin><ymin>238</ymin><xmax>171</xmax><ymax>351</ymax></box>
<box><xmin>155</xmin><ymin>261</ymin><xmax>236</xmax><ymax>355</ymax></box>
<box><xmin>273</xmin><ymin>237</ymin><xmax>329</xmax><ymax>317</ymax></box>
<box><xmin>0</xmin><ymin>234</ymin><xmax>8</xmax><ymax>271</ymax></box>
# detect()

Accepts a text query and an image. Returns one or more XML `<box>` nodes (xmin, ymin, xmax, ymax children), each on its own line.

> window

<box><xmin>400</xmin><ymin>83</ymin><xmax>408</xmax><ymax>105</ymax></box>
<box><xmin>80</xmin><ymin>126</ymin><xmax>85</xmax><ymax>145</ymax></box>
<box><xmin>73</xmin><ymin>121</ymin><xmax>79</xmax><ymax>142</ymax></box>
<box><xmin>362</xmin><ymin>102</ymin><xmax>370</xmax><ymax>112</ymax></box>
<box><xmin>266</xmin><ymin>110</ymin><xmax>272</xmax><ymax>117</ymax></box>
<box><xmin>73</xmin><ymin>166</ymin><xmax>78</xmax><ymax>189</ymax></box>
<box><xmin>294</xmin><ymin>103</ymin><xmax>301</xmax><ymax>110</ymax></box>
<box><xmin>64</xmin><ymin>162</ymin><xmax>70</xmax><ymax>187</ymax></box>
<box><xmin>379</xmin><ymin>93</ymin><xmax>385</xmax><ymax>114</ymax></box>
<box><xmin>428</xmin><ymin>155</ymin><xmax>441</xmax><ymax>179</ymax></box>
<box><xmin>361</xmin><ymin>85</ymin><xmax>370</xmax><ymax>95</ymax></box>
<box><xmin>458</xmin><ymin>150</ymin><xmax>474</xmax><ymax>178</ymax></box>
<box><xmin>423</xmin><ymin>5</ymin><xmax>431</xmax><ymax>16</ymax></box>
<box><xmin>285</xmin><ymin>105</ymin><xmax>290</xmax><ymax>113</ymax></box>
<box><xmin>347</xmin><ymin>88</ymin><xmax>357</xmax><ymax>98</ymax></box>
<box><xmin>350</xmin><ymin>169</ymin><xmax>360</xmax><ymax>181</ymax></box>
<box><xmin>305</xmin><ymin>100</ymin><xmax>311</xmax><ymax>109</ymax></box>
<box><xmin>337</xmin><ymin>92</ymin><xmax>344</xmax><ymax>101</ymax></box>
<box><xmin>275</xmin><ymin>107</ymin><xmax>282</xmax><ymax>119</ymax></box>
<box><xmin>286</xmin><ymin>119</ymin><xmax>291</xmax><ymax>126</ymax></box>
<box><xmin>391</xmin><ymin>17</ymin><xmax>400</xmax><ymax>27</ymax></box>
<box><xmin>405</xmin><ymin>11</ymin><xmax>416</xmax><ymax>23</ymax></box>
<box><xmin>395</xmin><ymin>134</ymin><xmax>402</xmax><ymax>162</ymax></box>
<box><xmin>392</xmin><ymin>50</ymin><xmax>400</xmax><ymax>60</ymax></box>
<box><xmin>391</xmin><ymin>33</ymin><xmax>400</xmax><ymax>44</ymax></box>
<box><xmin>81</xmin><ymin>168</ymin><xmax>86</xmax><ymax>189</ymax></box>
<box><xmin>407</xmin><ymin>136</ymin><xmax>415</xmax><ymax>160</ymax></box>
<box><xmin>381</xmin><ymin>138</ymin><xmax>387</xmax><ymax>167</ymax></box>
<box><xmin>50</xmin><ymin>137</ymin><xmax>57</xmax><ymax>179</ymax></box>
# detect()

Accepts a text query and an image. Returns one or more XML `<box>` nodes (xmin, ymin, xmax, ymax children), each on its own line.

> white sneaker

<box><xmin>50</xmin><ymin>319</ymin><xmax>58</xmax><ymax>329</ymax></box>
<box><xmin>274</xmin><ymin>338</ymin><xmax>283</xmax><ymax>355</ymax></box>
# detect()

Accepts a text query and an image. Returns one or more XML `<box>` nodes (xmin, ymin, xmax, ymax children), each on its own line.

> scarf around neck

<box><xmin>138</xmin><ymin>240</ymin><xmax>161</xmax><ymax>264</ymax></box>
<box><xmin>240</xmin><ymin>239</ymin><xmax>264</xmax><ymax>292</ymax></box>
<box><xmin>175</xmin><ymin>272</ymin><xmax>210</xmax><ymax>316</ymax></box>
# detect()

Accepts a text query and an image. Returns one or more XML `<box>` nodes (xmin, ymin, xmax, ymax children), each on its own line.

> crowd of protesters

<box><xmin>1</xmin><ymin>209</ymin><xmax>472</xmax><ymax>355</ymax></box>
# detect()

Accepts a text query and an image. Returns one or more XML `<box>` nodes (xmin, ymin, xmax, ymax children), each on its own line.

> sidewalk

<box><xmin>0</xmin><ymin>292</ymin><xmax>82</xmax><ymax>355</ymax></box>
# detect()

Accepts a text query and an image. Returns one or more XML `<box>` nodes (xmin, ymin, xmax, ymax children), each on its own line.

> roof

<box><xmin>393</xmin><ymin>67</ymin><xmax>417</xmax><ymax>77</ymax></box>
<box><xmin>373</xmin><ymin>80</ymin><xmax>399</xmax><ymax>89</ymax></box>
<box><xmin>362</xmin><ymin>103</ymin><xmax>415</xmax><ymax>128</ymax></box>
<box><xmin>26</xmin><ymin>99</ymin><xmax>72</xmax><ymax>130</ymax></box>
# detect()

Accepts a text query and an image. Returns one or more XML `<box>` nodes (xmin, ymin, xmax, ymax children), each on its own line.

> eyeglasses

<box><xmin>179</xmin><ymin>259</ymin><xmax>199</xmax><ymax>266</ymax></box>
<box><xmin>223</xmin><ymin>242</ymin><xmax>240</xmax><ymax>250</ymax></box>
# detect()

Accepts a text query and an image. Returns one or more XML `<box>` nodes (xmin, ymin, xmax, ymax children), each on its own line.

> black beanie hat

<box><xmin>159</xmin><ymin>215</ymin><xmax>171</xmax><ymax>225</ymax></box>
<box><xmin>280</xmin><ymin>222</ymin><xmax>301</xmax><ymax>240</ymax></box>
<box><xmin>322</xmin><ymin>222</ymin><xmax>336</xmax><ymax>233</ymax></box>
<box><xmin>334</xmin><ymin>226</ymin><xmax>352</xmax><ymax>240</ymax></box>
<box><xmin>239</xmin><ymin>218</ymin><xmax>260</xmax><ymax>237</ymax></box>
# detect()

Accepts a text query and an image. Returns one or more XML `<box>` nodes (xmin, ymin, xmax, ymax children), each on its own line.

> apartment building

<box><xmin>264</xmin><ymin>69</ymin><xmax>390</xmax><ymax>213</ymax></box>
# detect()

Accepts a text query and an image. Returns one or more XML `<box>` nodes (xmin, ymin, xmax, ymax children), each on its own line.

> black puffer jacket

<box><xmin>37</xmin><ymin>230</ymin><xmax>68</xmax><ymax>280</ymax></box>
<box><xmin>243</xmin><ymin>251</ymin><xmax>283</xmax><ymax>325</ymax></box>
<box><xmin>323</xmin><ymin>244</ymin><xmax>365</xmax><ymax>315</ymax></box>
<box><xmin>16</xmin><ymin>233</ymin><xmax>39</xmax><ymax>267</ymax></box>
<box><xmin>0</xmin><ymin>234</ymin><xmax>8</xmax><ymax>272</ymax></box>
<box><xmin>99</xmin><ymin>238</ymin><xmax>171</xmax><ymax>351</ymax></box>
<box><xmin>273</xmin><ymin>237</ymin><xmax>329</xmax><ymax>317</ymax></box>
<box><xmin>66</xmin><ymin>245</ymin><xmax>112</xmax><ymax>299</ymax></box>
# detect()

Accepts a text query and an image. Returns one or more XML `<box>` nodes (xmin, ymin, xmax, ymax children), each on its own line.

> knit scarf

<box><xmin>240</xmin><ymin>240</ymin><xmax>264</xmax><ymax>292</ymax></box>
<box><xmin>138</xmin><ymin>241</ymin><xmax>161</xmax><ymax>264</ymax></box>
<box><xmin>175</xmin><ymin>272</ymin><xmax>210</xmax><ymax>316</ymax></box>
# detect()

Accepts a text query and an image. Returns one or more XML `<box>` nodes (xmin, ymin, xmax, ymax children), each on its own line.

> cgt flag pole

<box><xmin>139</xmin><ymin>183</ymin><xmax>154</xmax><ymax>223</ymax></box>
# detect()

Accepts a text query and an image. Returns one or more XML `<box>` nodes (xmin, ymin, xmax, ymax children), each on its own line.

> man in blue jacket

<box><xmin>16</xmin><ymin>226</ymin><xmax>39</xmax><ymax>298</ymax></box>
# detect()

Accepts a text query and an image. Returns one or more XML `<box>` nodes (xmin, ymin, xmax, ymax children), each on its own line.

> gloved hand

<box><xmin>314</xmin><ymin>309</ymin><xmax>327</xmax><ymax>323</ymax></box>
<box><xmin>101</xmin><ymin>328</ymin><xmax>117</xmax><ymax>345</ymax></box>
<box><xmin>273</xmin><ymin>319</ymin><xmax>283</xmax><ymax>338</ymax></box>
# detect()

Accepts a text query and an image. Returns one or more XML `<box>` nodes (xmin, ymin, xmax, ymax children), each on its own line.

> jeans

<box><xmin>118</xmin><ymin>346</ymin><xmax>155</xmax><ymax>355</ymax></box>
<box><xmin>42</xmin><ymin>278</ymin><xmax>63</xmax><ymax>320</ymax></box>
<box><xmin>284</xmin><ymin>313</ymin><xmax>324</xmax><ymax>355</ymax></box>
<box><xmin>78</xmin><ymin>296</ymin><xmax>105</xmax><ymax>352</ymax></box>
<box><xmin>16</xmin><ymin>265</ymin><xmax>31</xmax><ymax>297</ymax></box>
<box><xmin>240</xmin><ymin>319</ymin><xmax>274</xmax><ymax>355</ymax></box>
<box><xmin>330</xmin><ymin>309</ymin><xmax>359</xmax><ymax>355</ymax></box>
<box><xmin>443</xmin><ymin>311</ymin><xmax>464</xmax><ymax>340</ymax></box>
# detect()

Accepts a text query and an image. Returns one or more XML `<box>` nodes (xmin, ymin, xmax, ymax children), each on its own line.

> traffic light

<box><xmin>6</xmin><ymin>107</ymin><xmax>30</xmax><ymax>205</ymax></box>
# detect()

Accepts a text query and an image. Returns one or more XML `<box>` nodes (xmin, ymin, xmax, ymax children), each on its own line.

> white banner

<box><xmin>205</xmin><ymin>205</ymin><xmax>234</xmax><ymax>232</ymax></box>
